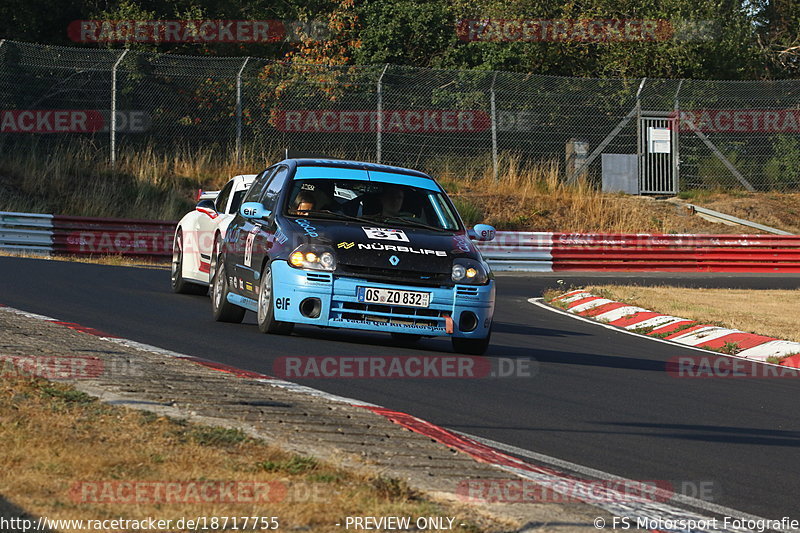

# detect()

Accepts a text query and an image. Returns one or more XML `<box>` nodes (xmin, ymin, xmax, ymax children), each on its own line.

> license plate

<box><xmin>357</xmin><ymin>287</ymin><xmax>431</xmax><ymax>308</ymax></box>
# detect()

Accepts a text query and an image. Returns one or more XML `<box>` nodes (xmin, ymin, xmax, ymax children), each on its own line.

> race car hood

<box><xmin>287</xmin><ymin>218</ymin><xmax>479</xmax><ymax>274</ymax></box>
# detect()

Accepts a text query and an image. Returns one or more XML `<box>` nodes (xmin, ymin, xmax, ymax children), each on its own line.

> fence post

<box><xmin>490</xmin><ymin>72</ymin><xmax>498</xmax><ymax>182</ymax></box>
<box><xmin>672</xmin><ymin>79</ymin><xmax>683</xmax><ymax>194</ymax></box>
<box><xmin>635</xmin><ymin>77</ymin><xmax>646</xmax><ymax>191</ymax></box>
<box><xmin>110</xmin><ymin>49</ymin><xmax>129</xmax><ymax>168</ymax></box>
<box><xmin>236</xmin><ymin>57</ymin><xmax>251</xmax><ymax>163</ymax></box>
<box><xmin>376</xmin><ymin>64</ymin><xmax>389</xmax><ymax>164</ymax></box>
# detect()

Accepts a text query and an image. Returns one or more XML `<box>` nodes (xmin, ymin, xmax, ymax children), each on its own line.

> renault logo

<box><xmin>389</xmin><ymin>255</ymin><xmax>400</xmax><ymax>266</ymax></box>
<box><xmin>337</xmin><ymin>242</ymin><xmax>355</xmax><ymax>249</ymax></box>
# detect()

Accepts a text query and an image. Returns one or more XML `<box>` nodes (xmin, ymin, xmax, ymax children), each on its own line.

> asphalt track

<box><xmin>2</xmin><ymin>256</ymin><xmax>800</xmax><ymax>524</ymax></box>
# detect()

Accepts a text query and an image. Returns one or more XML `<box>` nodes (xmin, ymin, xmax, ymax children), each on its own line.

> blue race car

<box><xmin>210</xmin><ymin>159</ymin><xmax>497</xmax><ymax>354</ymax></box>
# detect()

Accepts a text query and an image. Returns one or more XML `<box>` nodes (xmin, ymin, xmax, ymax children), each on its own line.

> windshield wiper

<box><xmin>375</xmin><ymin>215</ymin><xmax>451</xmax><ymax>233</ymax></box>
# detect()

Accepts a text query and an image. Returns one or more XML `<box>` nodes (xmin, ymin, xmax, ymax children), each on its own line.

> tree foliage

<box><xmin>0</xmin><ymin>0</ymin><xmax>798</xmax><ymax>79</ymax></box>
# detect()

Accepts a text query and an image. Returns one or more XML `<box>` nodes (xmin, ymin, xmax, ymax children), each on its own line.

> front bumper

<box><xmin>271</xmin><ymin>260</ymin><xmax>494</xmax><ymax>338</ymax></box>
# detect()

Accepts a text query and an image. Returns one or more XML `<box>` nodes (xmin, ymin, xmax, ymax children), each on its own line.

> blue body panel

<box><xmin>366</xmin><ymin>170</ymin><xmax>441</xmax><ymax>191</ymax></box>
<box><xmin>269</xmin><ymin>260</ymin><xmax>493</xmax><ymax>338</ymax></box>
<box><xmin>294</xmin><ymin>166</ymin><xmax>369</xmax><ymax>181</ymax></box>
<box><xmin>292</xmin><ymin>166</ymin><xmax>441</xmax><ymax>192</ymax></box>
<box><xmin>227</xmin><ymin>292</ymin><xmax>258</xmax><ymax>312</ymax></box>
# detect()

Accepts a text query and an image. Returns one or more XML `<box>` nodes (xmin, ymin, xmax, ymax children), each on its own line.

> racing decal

<box><xmin>389</xmin><ymin>255</ymin><xmax>400</xmax><ymax>266</ymax></box>
<box><xmin>196</xmin><ymin>207</ymin><xmax>219</xmax><ymax>220</ymax></box>
<box><xmin>296</xmin><ymin>219</ymin><xmax>319</xmax><ymax>237</ymax></box>
<box><xmin>199</xmin><ymin>260</ymin><xmax>210</xmax><ymax>273</ymax></box>
<box><xmin>275</xmin><ymin>229</ymin><xmax>288</xmax><ymax>245</ymax></box>
<box><xmin>362</xmin><ymin>227</ymin><xmax>409</xmax><ymax>242</ymax></box>
<box><xmin>244</xmin><ymin>228</ymin><xmax>258</xmax><ymax>267</ymax></box>
<box><xmin>337</xmin><ymin>242</ymin><xmax>355</xmax><ymax>249</ymax></box>
<box><xmin>329</xmin><ymin>317</ymin><xmax>446</xmax><ymax>333</ymax></box>
<box><xmin>245</xmin><ymin>282</ymin><xmax>254</xmax><ymax>292</ymax></box>
<box><xmin>452</xmin><ymin>235</ymin><xmax>472</xmax><ymax>253</ymax></box>
<box><xmin>241</xmin><ymin>205</ymin><xmax>259</xmax><ymax>218</ymax></box>
<box><xmin>276</xmin><ymin>297</ymin><xmax>291</xmax><ymax>310</ymax></box>
<box><xmin>357</xmin><ymin>243</ymin><xmax>447</xmax><ymax>256</ymax></box>
<box><xmin>301</xmin><ymin>183</ymin><xmax>315</xmax><ymax>191</ymax></box>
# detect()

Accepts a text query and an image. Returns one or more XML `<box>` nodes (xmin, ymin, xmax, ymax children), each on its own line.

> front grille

<box><xmin>338</xmin><ymin>264</ymin><xmax>450</xmax><ymax>287</ymax></box>
<box><xmin>306</xmin><ymin>272</ymin><xmax>332</xmax><ymax>283</ymax></box>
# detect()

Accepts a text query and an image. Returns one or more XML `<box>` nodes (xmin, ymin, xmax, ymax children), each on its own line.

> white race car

<box><xmin>171</xmin><ymin>174</ymin><xmax>256</xmax><ymax>294</ymax></box>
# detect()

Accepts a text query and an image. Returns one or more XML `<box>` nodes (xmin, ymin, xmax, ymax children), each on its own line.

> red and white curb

<box><xmin>546</xmin><ymin>289</ymin><xmax>800</xmax><ymax>369</ymax></box>
<box><xmin>0</xmin><ymin>303</ymin><xmax>779</xmax><ymax>532</ymax></box>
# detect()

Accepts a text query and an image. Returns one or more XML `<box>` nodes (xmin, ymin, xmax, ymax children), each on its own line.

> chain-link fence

<box><xmin>2</xmin><ymin>39</ymin><xmax>800</xmax><ymax>192</ymax></box>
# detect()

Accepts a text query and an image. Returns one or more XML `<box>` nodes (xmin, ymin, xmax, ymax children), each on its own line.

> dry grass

<box><xmin>0</xmin><ymin>376</ymin><xmax>488</xmax><ymax>532</ymax></box>
<box><xmin>0</xmin><ymin>141</ymin><xmax>794</xmax><ymax>234</ymax></box>
<box><xmin>438</xmin><ymin>156</ymin><xmax>776</xmax><ymax>233</ymax></box>
<box><xmin>0</xmin><ymin>139</ymin><xmax>284</xmax><ymax>220</ymax></box>
<box><xmin>680</xmin><ymin>189</ymin><xmax>800</xmax><ymax>234</ymax></box>
<box><xmin>584</xmin><ymin>284</ymin><xmax>800</xmax><ymax>343</ymax></box>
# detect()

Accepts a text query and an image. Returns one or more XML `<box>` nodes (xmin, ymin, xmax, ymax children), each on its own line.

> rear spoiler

<box><xmin>195</xmin><ymin>189</ymin><xmax>220</xmax><ymax>201</ymax></box>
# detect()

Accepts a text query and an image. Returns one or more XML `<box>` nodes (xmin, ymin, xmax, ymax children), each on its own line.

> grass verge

<box><xmin>543</xmin><ymin>285</ymin><xmax>800</xmax><ymax>361</ymax></box>
<box><xmin>0</xmin><ymin>376</ymin><xmax>487</xmax><ymax>532</ymax></box>
<box><xmin>579</xmin><ymin>285</ymin><xmax>800</xmax><ymax>344</ymax></box>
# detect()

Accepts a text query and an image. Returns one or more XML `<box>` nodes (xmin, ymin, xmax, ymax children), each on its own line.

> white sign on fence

<box><xmin>647</xmin><ymin>126</ymin><xmax>671</xmax><ymax>153</ymax></box>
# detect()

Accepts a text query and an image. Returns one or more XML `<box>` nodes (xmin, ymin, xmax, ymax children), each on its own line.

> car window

<box><xmin>243</xmin><ymin>168</ymin><xmax>275</xmax><ymax>205</ymax></box>
<box><xmin>214</xmin><ymin>180</ymin><xmax>233</xmax><ymax>213</ymax></box>
<box><xmin>229</xmin><ymin>188</ymin><xmax>249</xmax><ymax>214</ymax></box>
<box><xmin>285</xmin><ymin>178</ymin><xmax>460</xmax><ymax>230</ymax></box>
<box><xmin>260</xmin><ymin>166</ymin><xmax>289</xmax><ymax>213</ymax></box>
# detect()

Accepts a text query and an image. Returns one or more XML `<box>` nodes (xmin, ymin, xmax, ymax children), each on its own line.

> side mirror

<box><xmin>196</xmin><ymin>199</ymin><xmax>217</xmax><ymax>212</ymax></box>
<box><xmin>468</xmin><ymin>224</ymin><xmax>496</xmax><ymax>242</ymax></box>
<box><xmin>240</xmin><ymin>202</ymin><xmax>272</xmax><ymax>220</ymax></box>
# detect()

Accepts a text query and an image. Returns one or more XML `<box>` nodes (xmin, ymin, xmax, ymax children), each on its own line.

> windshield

<box><xmin>284</xmin><ymin>179</ymin><xmax>461</xmax><ymax>231</ymax></box>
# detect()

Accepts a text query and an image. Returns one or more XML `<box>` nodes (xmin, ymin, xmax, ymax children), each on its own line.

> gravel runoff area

<box><xmin>0</xmin><ymin>305</ymin><xmax>621</xmax><ymax>533</ymax></box>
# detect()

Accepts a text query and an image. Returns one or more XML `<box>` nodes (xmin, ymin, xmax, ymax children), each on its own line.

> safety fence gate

<box><xmin>638</xmin><ymin>111</ymin><xmax>679</xmax><ymax>195</ymax></box>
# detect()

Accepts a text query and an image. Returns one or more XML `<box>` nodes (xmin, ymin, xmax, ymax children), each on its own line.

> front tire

<box><xmin>171</xmin><ymin>229</ymin><xmax>207</xmax><ymax>295</ymax></box>
<box><xmin>211</xmin><ymin>250</ymin><xmax>245</xmax><ymax>323</ymax></box>
<box><xmin>257</xmin><ymin>264</ymin><xmax>294</xmax><ymax>335</ymax></box>
<box><xmin>452</xmin><ymin>327</ymin><xmax>492</xmax><ymax>355</ymax></box>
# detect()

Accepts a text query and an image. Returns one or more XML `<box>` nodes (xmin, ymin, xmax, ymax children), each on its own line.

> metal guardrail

<box><xmin>478</xmin><ymin>232</ymin><xmax>800</xmax><ymax>272</ymax></box>
<box><xmin>0</xmin><ymin>211</ymin><xmax>175</xmax><ymax>256</ymax></box>
<box><xmin>2</xmin><ymin>212</ymin><xmax>798</xmax><ymax>272</ymax></box>
<box><xmin>0</xmin><ymin>212</ymin><xmax>54</xmax><ymax>252</ymax></box>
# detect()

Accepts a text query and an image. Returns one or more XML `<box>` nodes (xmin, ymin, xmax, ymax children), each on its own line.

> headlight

<box><xmin>289</xmin><ymin>244</ymin><xmax>336</xmax><ymax>271</ymax></box>
<box><xmin>451</xmin><ymin>258</ymin><xmax>490</xmax><ymax>285</ymax></box>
